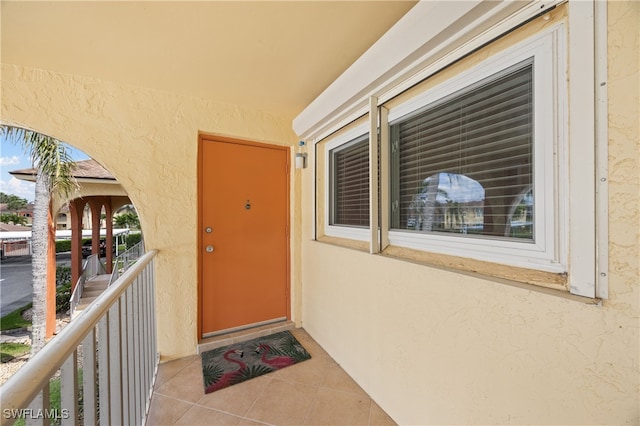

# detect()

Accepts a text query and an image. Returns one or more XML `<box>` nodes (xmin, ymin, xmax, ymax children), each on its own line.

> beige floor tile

<box><xmin>304</xmin><ymin>388</ymin><xmax>371</xmax><ymax>426</ymax></box>
<box><xmin>245</xmin><ymin>378</ymin><xmax>319</xmax><ymax>425</ymax></box>
<box><xmin>146</xmin><ymin>394</ymin><xmax>192</xmax><ymax>426</ymax></box>
<box><xmin>369</xmin><ymin>401</ymin><xmax>397</xmax><ymax>425</ymax></box>
<box><xmin>148</xmin><ymin>328</ymin><xmax>397</xmax><ymax>425</ymax></box>
<box><xmin>237</xmin><ymin>419</ymin><xmax>270</xmax><ymax>426</ymax></box>
<box><xmin>174</xmin><ymin>404</ymin><xmax>242</xmax><ymax>425</ymax></box>
<box><xmin>155</xmin><ymin>359</ymin><xmax>206</xmax><ymax>403</ymax></box>
<box><xmin>272</xmin><ymin>354</ymin><xmax>329</xmax><ymax>386</ymax></box>
<box><xmin>196</xmin><ymin>374</ymin><xmax>272</xmax><ymax>417</ymax></box>
<box><xmin>320</xmin><ymin>362</ymin><xmax>368</xmax><ymax>395</ymax></box>
<box><xmin>156</xmin><ymin>355</ymin><xmax>200</xmax><ymax>387</ymax></box>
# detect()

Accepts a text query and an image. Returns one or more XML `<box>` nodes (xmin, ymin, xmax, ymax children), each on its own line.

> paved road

<box><xmin>0</xmin><ymin>253</ymin><xmax>72</xmax><ymax>317</ymax></box>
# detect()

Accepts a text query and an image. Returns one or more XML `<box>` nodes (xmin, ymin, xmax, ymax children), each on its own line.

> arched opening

<box><xmin>2</xmin><ymin>125</ymin><xmax>141</xmax><ymax>334</ymax></box>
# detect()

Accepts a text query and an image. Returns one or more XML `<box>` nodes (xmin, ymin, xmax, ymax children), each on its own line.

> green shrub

<box><xmin>55</xmin><ymin>239</ymin><xmax>72</xmax><ymax>253</ymax></box>
<box><xmin>125</xmin><ymin>233</ymin><xmax>142</xmax><ymax>247</ymax></box>
<box><xmin>56</xmin><ymin>282</ymin><xmax>72</xmax><ymax>314</ymax></box>
<box><xmin>56</xmin><ymin>237</ymin><xmax>120</xmax><ymax>253</ymax></box>
<box><xmin>55</xmin><ymin>266</ymin><xmax>73</xmax><ymax>314</ymax></box>
<box><xmin>56</xmin><ymin>265</ymin><xmax>72</xmax><ymax>286</ymax></box>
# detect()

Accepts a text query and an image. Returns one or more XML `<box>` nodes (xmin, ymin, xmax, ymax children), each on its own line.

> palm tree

<box><xmin>2</xmin><ymin>126</ymin><xmax>77</xmax><ymax>355</ymax></box>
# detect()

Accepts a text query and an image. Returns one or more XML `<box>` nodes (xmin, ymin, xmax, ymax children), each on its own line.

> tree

<box><xmin>0</xmin><ymin>213</ymin><xmax>28</xmax><ymax>226</ymax></box>
<box><xmin>0</xmin><ymin>192</ymin><xmax>29</xmax><ymax>210</ymax></box>
<box><xmin>114</xmin><ymin>211</ymin><xmax>140</xmax><ymax>229</ymax></box>
<box><xmin>2</xmin><ymin>126</ymin><xmax>76</xmax><ymax>355</ymax></box>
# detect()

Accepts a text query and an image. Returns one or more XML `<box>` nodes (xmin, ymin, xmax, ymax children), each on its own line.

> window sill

<box><xmin>381</xmin><ymin>245</ymin><xmax>569</xmax><ymax>292</ymax></box>
<box><xmin>380</xmin><ymin>245</ymin><xmax>603</xmax><ymax>304</ymax></box>
<box><xmin>312</xmin><ymin>238</ymin><xmax>600</xmax><ymax>305</ymax></box>
<box><xmin>316</xmin><ymin>235</ymin><xmax>369</xmax><ymax>253</ymax></box>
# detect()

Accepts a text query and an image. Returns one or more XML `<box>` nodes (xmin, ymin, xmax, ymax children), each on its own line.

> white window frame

<box><xmin>301</xmin><ymin>1</ymin><xmax>607</xmax><ymax>298</ymax></box>
<box><xmin>324</xmin><ymin>122</ymin><xmax>371</xmax><ymax>241</ymax></box>
<box><xmin>386</xmin><ymin>26</ymin><xmax>567</xmax><ymax>274</ymax></box>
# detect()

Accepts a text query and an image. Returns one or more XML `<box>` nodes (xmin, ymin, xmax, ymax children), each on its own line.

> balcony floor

<box><xmin>147</xmin><ymin>328</ymin><xmax>396</xmax><ymax>425</ymax></box>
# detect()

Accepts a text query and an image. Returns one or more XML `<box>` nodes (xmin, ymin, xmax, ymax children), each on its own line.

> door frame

<box><xmin>197</xmin><ymin>134</ymin><xmax>291</xmax><ymax>340</ymax></box>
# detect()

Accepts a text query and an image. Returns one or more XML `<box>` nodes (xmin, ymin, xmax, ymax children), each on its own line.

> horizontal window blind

<box><xmin>330</xmin><ymin>136</ymin><xmax>370</xmax><ymax>227</ymax></box>
<box><xmin>390</xmin><ymin>62</ymin><xmax>534</xmax><ymax>240</ymax></box>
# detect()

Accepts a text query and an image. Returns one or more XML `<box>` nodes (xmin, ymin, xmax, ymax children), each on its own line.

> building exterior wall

<box><xmin>299</xmin><ymin>2</ymin><xmax>638</xmax><ymax>424</ymax></box>
<box><xmin>1</xmin><ymin>1</ymin><xmax>637</xmax><ymax>423</ymax></box>
<box><xmin>1</xmin><ymin>65</ymin><xmax>302</xmax><ymax>360</ymax></box>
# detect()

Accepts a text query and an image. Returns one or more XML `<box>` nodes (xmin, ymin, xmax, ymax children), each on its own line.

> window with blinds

<box><xmin>390</xmin><ymin>60</ymin><xmax>534</xmax><ymax>241</ymax></box>
<box><xmin>330</xmin><ymin>135</ymin><xmax>369</xmax><ymax>227</ymax></box>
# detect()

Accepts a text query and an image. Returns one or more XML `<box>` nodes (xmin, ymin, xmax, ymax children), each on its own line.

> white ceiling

<box><xmin>1</xmin><ymin>1</ymin><xmax>417</xmax><ymax>119</ymax></box>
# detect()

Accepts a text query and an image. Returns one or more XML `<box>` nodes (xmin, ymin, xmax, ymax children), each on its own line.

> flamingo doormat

<box><xmin>200</xmin><ymin>331</ymin><xmax>312</xmax><ymax>394</ymax></box>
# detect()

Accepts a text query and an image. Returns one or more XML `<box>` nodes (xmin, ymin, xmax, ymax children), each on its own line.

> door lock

<box><xmin>205</xmin><ymin>227</ymin><xmax>213</xmax><ymax>233</ymax></box>
<box><xmin>205</xmin><ymin>245</ymin><xmax>215</xmax><ymax>253</ymax></box>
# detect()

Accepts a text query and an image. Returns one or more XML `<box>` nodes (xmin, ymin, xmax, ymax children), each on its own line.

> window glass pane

<box><xmin>391</xmin><ymin>63</ymin><xmax>533</xmax><ymax>240</ymax></box>
<box><xmin>330</xmin><ymin>136</ymin><xmax>369</xmax><ymax>227</ymax></box>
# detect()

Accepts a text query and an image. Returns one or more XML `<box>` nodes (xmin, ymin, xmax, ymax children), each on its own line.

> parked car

<box><xmin>82</xmin><ymin>239</ymin><xmax>107</xmax><ymax>258</ymax></box>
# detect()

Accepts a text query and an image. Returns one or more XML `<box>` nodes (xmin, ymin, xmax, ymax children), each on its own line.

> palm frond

<box><xmin>201</xmin><ymin>346</ymin><xmax>229</xmax><ymax>363</ymax></box>
<box><xmin>202</xmin><ymin>364</ymin><xmax>224</xmax><ymax>388</ymax></box>
<box><xmin>1</xmin><ymin>125</ymin><xmax>78</xmax><ymax>197</ymax></box>
<box><xmin>263</xmin><ymin>333</ymin><xmax>312</xmax><ymax>362</ymax></box>
<box><xmin>234</xmin><ymin>365</ymin><xmax>274</xmax><ymax>383</ymax></box>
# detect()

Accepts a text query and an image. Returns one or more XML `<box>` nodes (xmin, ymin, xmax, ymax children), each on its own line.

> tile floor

<box><xmin>147</xmin><ymin>328</ymin><xmax>396</xmax><ymax>426</ymax></box>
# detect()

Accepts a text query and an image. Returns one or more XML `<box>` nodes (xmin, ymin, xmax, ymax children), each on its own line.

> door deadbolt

<box><xmin>206</xmin><ymin>245</ymin><xmax>215</xmax><ymax>253</ymax></box>
<box><xmin>205</xmin><ymin>227</ymin><xmax>213</xmax><ymax>233</ymax></box>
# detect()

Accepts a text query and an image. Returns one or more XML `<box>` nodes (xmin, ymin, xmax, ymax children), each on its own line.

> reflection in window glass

<box><xmin>407</xmin><ymin>173</ymin><xmax>485</xmax><ymax>234</ymax></box>
<box><xmin>390</xmin><ymin>62</ymin><xmax>534</xmax><ymax>241</ymax></box>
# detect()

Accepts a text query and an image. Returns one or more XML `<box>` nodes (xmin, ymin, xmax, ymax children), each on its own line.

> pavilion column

<box><xmin>104</xmin><ymin>200</ymin><xmax>114</xmax><ymax>273</ymax></box>
<box><xmin>69</xmin><ymin>199</ymin><xmax>85</xmax><ymax>291</ymax></box>
<box><xmin>88</xmin><ymin>198</ymin><xmax>102</xmax><ymax>256</ymax></box>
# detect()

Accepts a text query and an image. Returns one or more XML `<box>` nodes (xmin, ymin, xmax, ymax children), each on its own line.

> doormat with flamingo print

<box><xmin>200</xmin><ymin>330</ymin><xmax>312</xmax><ymax>394</ymax></box>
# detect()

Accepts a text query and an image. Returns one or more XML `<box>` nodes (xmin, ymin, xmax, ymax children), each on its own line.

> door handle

<box><xmin>205</xmin><ymin>245</ymin><xmax>215</xmax><ymax>253</ymax></box>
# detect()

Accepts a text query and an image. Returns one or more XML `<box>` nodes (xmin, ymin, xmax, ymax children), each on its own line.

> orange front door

<box><xmin>200</xmin><ymin>137</ymin><xmax>289</xmax><ymax>337</ymax></box>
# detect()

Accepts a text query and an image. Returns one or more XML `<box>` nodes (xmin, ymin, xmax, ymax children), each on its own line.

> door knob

<box><xmin>206</xmin><ymin>245</ymin><xmax>215</xmax><ymax>253</ymax></box>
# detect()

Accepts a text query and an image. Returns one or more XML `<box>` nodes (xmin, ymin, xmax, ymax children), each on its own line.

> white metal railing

<box><xmin>0</xmin><ymin>250</ymin><xmax>159</xmax><ymax>426</ymax></box>
<box><xmin>69</xmin><ymin>254</ymin><xmax>107</xmax><ymax>317</ymax></box>
<box><xmin>85</xmin><ymin>253</ymin><xmax>106</xmax><ymax>279</ymax></box>
<box><xmin>110</xmin><ymin>241</ymin><xmax>144</xmax><ymax>286</ymax></box>
<box><xmin>68</xmin><ymin>273</ymin><xmax>86</xmax><ymax>318</ymax></box>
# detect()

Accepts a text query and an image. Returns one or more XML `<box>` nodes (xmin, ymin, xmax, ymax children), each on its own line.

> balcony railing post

<box><xmin>59</xmin><ymin>351</ymin><xmax>78</xmax><ymax>426</ymax></box>
<box><xmin>81</xmin><ymin>330</ymin><xmax>97</xmax><ymax>425</ymax></box>
<box><xmin>97</xmin><ymin>316</ymin><xmax>110</xmax><ymax>426</ymax></box>
<box><xmin>132</xmin><ymin>279</ymin><xmax>142</xmax><ymax>424</ymax></box>
<box><xmin>108</xmin><ymin>302</ymin><xmax>123</xmax><ymax>425</ymax></box>
<box><xmin>125</xmin><ymin>285</ymin><xmax>135</xmax><ymax>424</ymax></box>
<box><xmin>25</xmin><ymin>384</ymin><xmax>50</xmax><ymax>426</ymax></box>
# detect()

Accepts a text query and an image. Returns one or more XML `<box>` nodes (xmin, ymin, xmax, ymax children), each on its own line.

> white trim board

<box><xmin>293</xmin><ymin>0</ymin><xmax>565</xmax><ymax>143</ymax></box>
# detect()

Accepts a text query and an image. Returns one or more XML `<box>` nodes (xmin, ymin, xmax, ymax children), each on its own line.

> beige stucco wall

<box><xmin>300</xmin><ymin>2</ymin><xmax>639</xmax><ymax>425</ymax></box>
<box><xmin>1</xmin><ymin>1</ymin><xmax>637</xmax><ymax>424</ymax></box>
<box><xmin>1</xmin><ymin>65</ymin><xmax>302</xmax><ymax>360</ymax></box>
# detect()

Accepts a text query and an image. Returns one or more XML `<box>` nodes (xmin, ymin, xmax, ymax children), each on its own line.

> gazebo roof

<box><xmin>9</xmin><ymin>159</ymin><xmax>116</xmax><ymax>182</ymax></box>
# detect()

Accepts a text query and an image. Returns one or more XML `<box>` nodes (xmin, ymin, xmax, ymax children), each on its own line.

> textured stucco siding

<box><xmin>1</xmin><ymin>66</ymin><xmax>301</xmax><ymax>360</ymax></box>
<box><xmin>298</xmin><ymin>2</ymin><xmax>639</xmax><ymax>424</ymax></box>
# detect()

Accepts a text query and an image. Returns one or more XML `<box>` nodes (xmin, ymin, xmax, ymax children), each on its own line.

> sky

<box><xmin>0</xmin><ymin>131</ymin><xmax>90</xmax><ymax>203</ymax></box>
